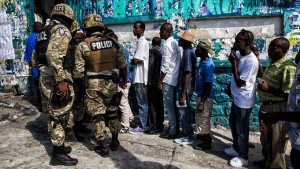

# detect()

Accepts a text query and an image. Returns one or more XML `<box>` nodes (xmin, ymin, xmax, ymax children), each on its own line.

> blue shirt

<box><xmin>286</xmin><ymin>63</ymin><xmax>300</xmax><ymax>150</ymax></box>
<box><xmin>177</xmin><ymin>47</ymin><xmax>196</xmax><ymax>90</ymax></box>
<box><xmin>120</xmin><ymin>46</ymin><xmax>132</xmax><ymax>83</ymax></box>
<box><xmin>196</xmin><ymin>57</ymin><xmax>215</xmax><ymax>98</ymax></box>
<box><xmin>24</xmin><ymin>33</ymin><xmax>39</xmax><ymax>78</ymax></box>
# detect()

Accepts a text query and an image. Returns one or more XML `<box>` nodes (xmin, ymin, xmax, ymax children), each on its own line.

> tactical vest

<box><xmin>84</xmin><ymin>34</ymin><xmax>119</xmax><ymax>73</ymax></box>
<box><xmin>35</xmin><ymin>24</ymin><xmax>56</xmax><ymax>65</ymax></box>
<box><xmin>35</xmin><ymin>23</ymin><xmax>74</xmax><ymax>69</ymax></box>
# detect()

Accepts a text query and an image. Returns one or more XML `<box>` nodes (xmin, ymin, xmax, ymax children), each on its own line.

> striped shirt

<box><xmin>258</xmin><ymin>56</ymin><xmax>296</xmax><ymax>102</ymax></box>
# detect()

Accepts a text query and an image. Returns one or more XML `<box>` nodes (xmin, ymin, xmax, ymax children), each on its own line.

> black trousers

<box><xmin>291</xmin><ymin>148</ymin><xmax>300</xmax><ymax>169</ymax></box>
<box><xmin>147</xmin><ymin>85</ymin><xmax>164</xmax><ymax>130</ymax></box>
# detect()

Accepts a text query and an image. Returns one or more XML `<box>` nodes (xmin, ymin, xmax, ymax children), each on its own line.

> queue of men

<box><xmin>27</xmin><ymin>3</ymin><xmax>300</xmax><ymax>168</ymax></box>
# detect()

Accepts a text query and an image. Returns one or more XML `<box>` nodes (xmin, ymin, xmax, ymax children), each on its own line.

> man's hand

<box><xmin>229</xmin><ymin>50</ymin><xmax>237</xmax><ymax>63</ymax></box>
<box><xmin>120</xmin><ymin>82</ymin><xmax>127</xmax><ymax>89</ymax></box>
<box><xmin>260</xmin><ymin>120</ymin><xmax>268</xmax><ymax>133</ymax></box>
<box><xmin>56</xmin><ymin>81</ymin><xmax>69</xmax><ymax>99</ymax></box>
<box><xmin>258</xmin><ymin>81</ymin><xmax>268</xmax><ymax>92</ymax></box>
<box><xmin>196</xmin><ymin>102</ymin><xmax>204</xmax><ymax>114</ymax></box>
<box><xmin>29</xmin><ymin>66</ymin><xmax>32</xmax><ymax>75</ymax></box>
<box><xmin>157</xmin><ymin>81</ymin><xmax>163</xmax><ymax>90</ymax></box>
<box><xmin>178</xmin><ymin>97</ymin><xmax>186</xmax><ymax>106</ymax></box>
<box><xmin>132</xmin><ymin>59</ymin><xmax>144</xmax><ymax>65</ymax></box>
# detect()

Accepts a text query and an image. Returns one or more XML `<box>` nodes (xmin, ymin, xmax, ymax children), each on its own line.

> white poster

<box><xmin>0</xmin><ymin>10</ymin><xmax>15</xmax><ymax>60</ymax></box>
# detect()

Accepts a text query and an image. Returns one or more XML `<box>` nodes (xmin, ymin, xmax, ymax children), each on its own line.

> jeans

<box><xmin>162</xmin><ymin>83</ymin><xmax>178</xmax><ymax>135</ymax></box>
<box><xmin>229</xmin><ymin>102</ymin><xmax>252</xmax><ymax>160</ymax></box>
<box><xmin>177</xmin><ymin>89</ymin><xmax>193</xmax><ymax>137</ymax></box>
<box><xmin>135</xmin><ymin>83</ymin><xmax>149</xmax><ymax>130</ymax></box>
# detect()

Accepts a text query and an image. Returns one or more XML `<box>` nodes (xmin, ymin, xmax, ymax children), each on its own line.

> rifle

<box><xmin>260</xmin><ymin>111</ymin><xmax>300</xmax><ymax>125</ymax></box>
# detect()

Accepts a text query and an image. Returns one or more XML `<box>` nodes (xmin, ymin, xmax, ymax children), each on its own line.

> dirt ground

<box><xmin>0</xmin><ymin>93</ymin><xmax>292</xmax><ymax>169</ymax></box>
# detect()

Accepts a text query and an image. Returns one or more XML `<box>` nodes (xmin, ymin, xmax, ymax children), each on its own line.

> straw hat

<box><xmin>177</xmin><ymin>30</ymin><xmax>195</xmax><ymax>44</ymax></box>
<box><xmin>197</xmin><ymin>40</ymin><xmax>215</xmax><ymax>55</ymax></box>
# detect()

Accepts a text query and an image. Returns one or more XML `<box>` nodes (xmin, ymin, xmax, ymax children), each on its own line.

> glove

<box><xmin>56</xmin><ymin>81</ymin><xmax>69</xmax><ymax>99</ymax></box>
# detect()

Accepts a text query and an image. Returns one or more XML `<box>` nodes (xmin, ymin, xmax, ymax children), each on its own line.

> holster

<box><xmin>49</xmin><ymin>111</ymin><xmax>71</xmax><ymax>130</ymax></box>
<box><xmin>109</xmin><ymin>91</ymin><xmax>123</xmax><ymax>107</ymax></box>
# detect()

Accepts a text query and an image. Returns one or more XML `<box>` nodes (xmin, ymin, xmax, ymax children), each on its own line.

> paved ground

<box><xmin>0</xmin><ymin>93</ymin><xmax>292</xmax><ymax>169</ymax></box>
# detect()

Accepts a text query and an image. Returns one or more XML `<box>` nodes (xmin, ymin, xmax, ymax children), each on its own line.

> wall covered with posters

<box><xmin>0</xmin><ymin>0</ymin><xmax>32</xmax><ymax>93</ymax></box>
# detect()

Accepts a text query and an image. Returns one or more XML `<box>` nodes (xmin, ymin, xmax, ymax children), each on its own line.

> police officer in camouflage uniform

<box><xmin>73</xmin><ymin>14</ymin><xmax>128</xmax><ymax>157</ymax></box>
<box><xmin>32</xmin><ymin>3</ymin><xmax>78</xmax><ymax>166</ymax></box>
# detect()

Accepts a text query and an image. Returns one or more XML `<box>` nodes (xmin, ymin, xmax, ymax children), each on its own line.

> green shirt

<box><xmin>257</xmin><ymin>56</ymin><xmax>296</xmax><ymax>102</ymax></box>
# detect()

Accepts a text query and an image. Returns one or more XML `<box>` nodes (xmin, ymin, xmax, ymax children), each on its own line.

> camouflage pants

<box><xmin>86</xmin><ymin>79</ymin><xmax>121</xmax><ymax>141</ymax></box>
<box><xmin>39</xmin><ymin>76</ymin><xmax>75</xmax><ymax>146</ymax></box>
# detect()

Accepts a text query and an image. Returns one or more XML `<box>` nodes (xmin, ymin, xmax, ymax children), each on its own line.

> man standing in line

<box><xmin>254</xmin><ymin>37</ymin><xmax>296</xmax><ymax>169</ymax></box>
<box><xmin>73</xmin><ymin>14</ymin><xmax>127</xmax><ymax>157</ymax></box>
<box><xmin>224</xmin><ymin>29</ymin><xmax>259</xmax><ymax>167</ymax></box>
<box><xmin>173</xmin><ymin>30</ymin><xmax>196</xmax><ymax>144</ymax></box>
<box><xmin>145</xmin><ymin>37</ymin><xmax>164</xmax><ymax>134</ymax></box>
<box><xmin>129</xmin><ymin>21</ymin><xmax>150</xmax><ymax>134</ymax></box>
<box><xmin>158</xmin><ymin>23</ymin><xmax>181</xmax><ymax>139</ymax></box>
<box><xmin>106</xmin><ymin>32</ymin><xmax>134</xmax><ymax>134</ymax></box>
<box><xmin>24</xmin><ymin>22</ymin><xmax>43</xmax><ymax>111</ymax></box>
<box><xmin>192</xmin><ymin>40</ymin><xmax>215</xmax><ymax>150</ymax></box>
<box><xmin>260</xmin><ymin>61</ymin><xmax>300</xmax><ymax>169</ymax></box>
<box><xmin>32</xmin><ymin>3</ymin><xmax>78</xmax><ymax>166</ymax></box>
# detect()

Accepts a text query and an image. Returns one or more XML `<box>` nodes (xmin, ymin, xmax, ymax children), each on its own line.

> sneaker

<box><xmin>120</xmin><ymin>126</ymin><xmax>129</xmax><ymax>133</ymax></box>
<box><xmin>224</xmin><ymin>147</ymin><xmax>239</xmax><ymax>157</ymax></box>
<box><xmin>129</xmin><ymin>127</ymin><xmax>144</xmax><ymax>134</ymax></box>
<box><xmin>174</xmin><ymin>137</ymin><xmax>193</xmax><ymax>145</ymax></box>
<box><xmin>229</xmin><ymin>157</ymin><xmax>248</xmax><ymax>167</ymax></box>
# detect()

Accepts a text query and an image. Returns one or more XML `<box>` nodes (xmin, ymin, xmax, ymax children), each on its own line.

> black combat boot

<box><xmin>110</xmin><ymin>133</ymin><xmax>120</xmax><ymax>151</ymax></box>
<box><xmin>63</xmin><ymin>144</ymin><xmax>72</xmax><ymax>154</ymax></box>
<box><xmin>73</xmin><ymin>121</ymin><xmax>92</xmax><ymax>134</ymax></box>
<box><xmin>65</xmin><ymin>128</ymin><xmax>85</xmax><ymax>142</ymax></box>
<box><xmin>94</xmin><ymin>140</ymin><xmax>109</xmax><ymax>157</ymax></box>
<box><xmin>50</xmin><ymin>146</ymin><xmax>78</xmax><ymax>166</ymax></box>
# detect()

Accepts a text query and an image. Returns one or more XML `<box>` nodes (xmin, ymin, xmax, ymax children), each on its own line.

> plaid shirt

<box><xmin>258</xmin><ymin>56</ymin><xmax>296</xmax><ymax>102</ymax></box>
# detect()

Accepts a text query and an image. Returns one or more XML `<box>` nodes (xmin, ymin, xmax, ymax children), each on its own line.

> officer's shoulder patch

<box><xmin>57</xmin><ymin>27</ymin><xmax>67</xmax><ymax>37</ymax></box>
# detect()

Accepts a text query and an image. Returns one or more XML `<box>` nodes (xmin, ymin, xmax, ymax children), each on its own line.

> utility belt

<box><xmin>87</xmin><ymin>71</ymin><xmax>119</xmax><ymax>84</ymax></box>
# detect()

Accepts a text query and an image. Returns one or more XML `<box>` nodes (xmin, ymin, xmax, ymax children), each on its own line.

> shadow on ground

<box><xmin>25</xmin><ymin>114</ymin><xmax>52</xmax><ymax>156</ymax></box>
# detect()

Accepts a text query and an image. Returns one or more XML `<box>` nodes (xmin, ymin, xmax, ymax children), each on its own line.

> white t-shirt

<box><xmin>231</xmin><ymin>52</ymin><xmax>259</xmax><ymax>108</ymax></box>
<box><xmin>160</xmin><ymin>36</ymin><xmax>181</xmax><ymax>87</ymax></box>
<box><xmin>132</xmin><ymin>36</ymin><xmax>149</xmax><ymax>84</ymax></box>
